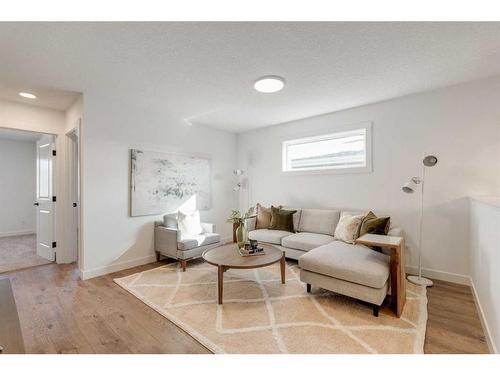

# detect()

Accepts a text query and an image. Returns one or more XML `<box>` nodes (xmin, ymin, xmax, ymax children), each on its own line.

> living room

<box><xmin>0</xmin><ymin>1</ymin><xmax>499</xmax><ymax>373</ymax></box>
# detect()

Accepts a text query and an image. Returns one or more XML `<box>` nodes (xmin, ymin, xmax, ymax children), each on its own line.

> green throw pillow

<box><xmin>268</xmin><ymin>206</ymin><xmax>297</xmax><ymax>232</ymax></box>
<box><xmin>359</xmin><ymin>211</ymin><xmax>391</xmax><ymax>237</ymax></box>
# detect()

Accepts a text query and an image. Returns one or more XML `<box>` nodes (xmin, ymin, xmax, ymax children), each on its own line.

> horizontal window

<box><xmin>282</xmin><ymin>126</ymin><xmax>371</xmax><ymax>173</ymax></box>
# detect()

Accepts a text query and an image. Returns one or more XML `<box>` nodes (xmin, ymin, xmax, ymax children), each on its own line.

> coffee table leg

<box><xmin>280</xmin><ymin>252</ymin><xmax>286</xmax><ymax>284</ymax></box>
<box><xmin>218</xmin><ymin>265</ymin><xmax>224</xmax><ymax>304</ymax></box>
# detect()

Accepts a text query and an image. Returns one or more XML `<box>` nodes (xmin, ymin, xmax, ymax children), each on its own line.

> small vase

<box><xmin>236</xmin><ymin>221</ymin><xmax>248</xmax><ymax>249</ymax></box>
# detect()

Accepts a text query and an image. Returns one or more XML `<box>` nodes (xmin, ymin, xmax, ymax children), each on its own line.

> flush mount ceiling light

<box><xmin>254</xmin><ymin>76</ymin><xmax>286</xmax><ymax>93</ymax></box>
<box><xmin>19</xmin><ymin>92</ymin><xmax>37</xmax><ymax>99</ymax></box>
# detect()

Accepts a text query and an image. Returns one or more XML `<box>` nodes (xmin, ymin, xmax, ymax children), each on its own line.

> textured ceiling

<box><xmin>0</xmin><ymin>22</ymin><xmax>499</xmax><ymax>132</ymax></box>
<box><xmin>0</xmin><ymin>82</ymin><xmax>80</xmax><ymax>111</ymax></box>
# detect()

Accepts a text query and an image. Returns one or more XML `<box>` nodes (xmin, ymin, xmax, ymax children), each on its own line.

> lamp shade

<box><xmin>423</xmin><ymin>155</ymin><xmax>438</xmax><ymax>167</ymax></box>
<box><xmin>402</xmin><ymin>179</ymin><xmax>418</xmax><ymax>193</ymax></box>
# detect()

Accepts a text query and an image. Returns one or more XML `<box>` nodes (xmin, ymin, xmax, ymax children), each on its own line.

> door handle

<box><xmin>33</xmin><ymin>202</ymin><xmax>39</xmax><ymax>206</ymax></box>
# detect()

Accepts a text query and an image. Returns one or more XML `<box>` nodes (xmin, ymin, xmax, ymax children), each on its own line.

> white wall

<box><xmin>80</xmin><ymin>93</ymin><xmax>238</xmax><ymax>279</ymax></box>
<box><xmin>237</xmin><ymin>77</ymin><xmax>500</xmax><ymax>283</ymax></box>
<box><xmin>0</xmin><ymin>99</ymin><xmax>65</xmax><ymax>135</ymax></box>
<box><xmin>470</xmin><ymin>197</ymin><xmax>500</xmax><ymax>353</ymax></box>
<box><xmin>0</xmin><ymin>138</ymin><xmax>36</xmax><ymax>237</ymax></box>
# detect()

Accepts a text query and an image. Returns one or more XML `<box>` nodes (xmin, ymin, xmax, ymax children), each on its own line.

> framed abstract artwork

<box><xmin>130</xmin><ymin>149</ymin><xmax>212</xmax><ymax>216</ymax></box>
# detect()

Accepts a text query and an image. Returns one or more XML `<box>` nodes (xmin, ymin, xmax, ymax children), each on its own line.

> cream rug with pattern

<box><xmin>114</xmin><ymin>259</ymin><xmax>428</xmax><ymax>354</ymax></box>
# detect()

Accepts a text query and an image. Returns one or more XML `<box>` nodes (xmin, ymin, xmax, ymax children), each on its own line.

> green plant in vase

<box><xmin>226</xmin><ymin>206</ymin><xmax>255</xmax><ymax>249</ymax></box>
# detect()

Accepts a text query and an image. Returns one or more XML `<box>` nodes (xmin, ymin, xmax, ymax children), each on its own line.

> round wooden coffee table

<box><xmin>202</xmin><ymin>243</ymin><xmax>285</xmax><ymax>304</ymax></box>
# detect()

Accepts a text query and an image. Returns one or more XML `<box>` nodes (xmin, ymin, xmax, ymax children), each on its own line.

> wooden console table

<box><xmin>355</xmin><ymin>234</ymin><xmax>406</xmax><ymax>317</ymax></box>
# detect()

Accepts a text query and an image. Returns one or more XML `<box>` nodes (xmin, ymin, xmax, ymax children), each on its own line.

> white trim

<box><xmin>405</xmin><ymin>265</ymin><xmax>470</xmax><ymax>285</ymax></box>
<box><xmin>470</xmin><ymin>279</ymin><xmax>497</xmax><ymax>354</ymax></box>
<box><xmin>80</xmin><ymin>254</ymin><xmax>157</xmax><ymax>280</ymax></box>
<box><xmin>63</xmin><ymin>121</ymin><xmax>80</xmax><ymax>266</ymax></box>
<box><xmin>80</xmin><ymin>236</ymin><xmax>232</xmax><ymax>280</ymax></box>
<box><xmin>0</xmin><ymin>230</ymin><xmax>36</xmax><ymax>238</ymax></box>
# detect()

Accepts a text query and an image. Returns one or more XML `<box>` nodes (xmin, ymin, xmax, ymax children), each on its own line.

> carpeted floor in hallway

<box><xmin>0</xmin><ymin>234</ymin><xmax>51</xmax><ymax>274</ymax></box>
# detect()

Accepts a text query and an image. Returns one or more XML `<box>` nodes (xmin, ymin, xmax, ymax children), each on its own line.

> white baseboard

<box><xmin>405</xmin><ymin>265</ymin><xmax>470</xmax><ymax>285</ymax></box>
<box><xmin>80</xmin><ymin>254</ymin><xmax>157</xmax><ymax>280</ymax></box>
<box><xmin>0</xmin><ymin>230</ymin><xmax>35</xmax><ymax>238</ymax></box>
<box><xmin>80</xmin><ymin>238</ymin><xmax>233</xmax><ymax>280</ymax></box>
<box><xmin>470</xmin><ymin>279</ymin><xmax>498</xmax><ymax>354</ymax></box>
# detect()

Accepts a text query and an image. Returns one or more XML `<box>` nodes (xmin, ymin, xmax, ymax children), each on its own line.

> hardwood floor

<box><xmin>4</xmin><ymin>262</ymin><xmax>489</xmax><ymax>354</ymax></box>
<box><xmin>8</xmin><ymin>262</ymin><xmax>209</xmax><ymax>354</ymax></box>
<box><xmin>424</xmin><ymin>279</ymin><xmax>489</xmax><ymax>353</ymax></box>
<box><xmin>0</xmin><ymin>278</ymin><xmax>25</xmax><ymax>353</ymax></box>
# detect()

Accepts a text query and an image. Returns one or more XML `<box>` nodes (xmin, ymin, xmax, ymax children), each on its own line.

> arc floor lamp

<box><xmin>402</xmin><ymin>154</ymin><xmax>438</xmax><ymax>287</ymax></box>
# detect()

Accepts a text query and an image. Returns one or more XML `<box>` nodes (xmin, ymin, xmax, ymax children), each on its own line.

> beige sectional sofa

<box><xmin>246</xmin><ymin>208</ymin><xmax>402</xmax><ymax>316</ymax></box>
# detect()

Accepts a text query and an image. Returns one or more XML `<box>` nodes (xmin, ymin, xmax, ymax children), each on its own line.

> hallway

<box><xmin>0</xmin><ymin>234</ymin><xmax>51</xmax><ymax>274</ymax></box>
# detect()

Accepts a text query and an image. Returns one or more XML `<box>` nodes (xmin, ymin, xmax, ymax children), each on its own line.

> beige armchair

<box><xmin>154</xmin><ymin>220</ymin><xmax>221</xmax><ymax>271</ymax></box>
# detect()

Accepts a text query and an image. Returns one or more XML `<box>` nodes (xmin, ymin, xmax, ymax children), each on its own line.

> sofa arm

<box><xmin>245</xmin><ymin>217</ymin><xmax>256</xmax><ymax>231</ymax></box>
<box><xmin>155</xmin><ymin>226</ymin><xmax>180</xmax><ymax>258</ymax></box>
<box><xmin>201</xmin><ymin>222</ymin><xmax>215</xmax><ymax>233</ymax></box>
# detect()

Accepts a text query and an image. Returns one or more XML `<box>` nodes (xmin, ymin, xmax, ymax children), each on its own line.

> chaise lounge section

<box><xmin>299</xmin><ymin>241</ymin><xmax>390</xmax><ymax>316</ymax></box>
<box><xmin>246</xmin><ymin>207</ymin><xmax>402</xmax><ymax>316</ymax></box>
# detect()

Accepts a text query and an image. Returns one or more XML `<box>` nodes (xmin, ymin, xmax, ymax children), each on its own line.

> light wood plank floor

<box><xmin>424</xmin><ymin>279</ymin><xmax>489</xmax><ymax>353</ymax></box>
<box><xmin>4</xmin><ymin>262</ymin><xmax>489</xmax><ymax>354</ymax></box>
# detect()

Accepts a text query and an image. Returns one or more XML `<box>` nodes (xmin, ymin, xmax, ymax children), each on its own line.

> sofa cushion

<box><xmin>177</xmin><ymin>233</ymin><xmax>220</xmax><ymax>251</ymax></box>
<box><xmin>255</xmin><ymin>203</ymin><xmax>273</xmax><ymax>229</ymax></box>
<box><xmin>297</xmin><ymin>209</ymin><xmax>341</xmax><ymax>236</ymax></box>
<box><xmin>282</xmin><ymin>207</ymin><xmax>302</xmax><ymax>232</ymax></box>
<box><xmin>334</xmin><ymin>212</ymin><xmax>365</xmax><ymax>244</ymax></box>
<box><xmin>177</xmin><ymin>210</ymin><xmax>203</xmax><ymax>235</ymax></box>
<box><xmin>359</xmin><ymin>211</ymin><xmax>391</xmax><ymax>237</ymax></box>
<box><xmin>281</xmin><ymin>232</ymin><xmax>335</xmax><ymax>251</ymax></box>
<box><xmin>269</xmin><ymin>206</ymin><xmax>297</xmax><ymax>232</ymax></box>
<box><xmin>248</xmin><ymin>229</ymin><xmax>293</xmax><ymax>245</ymax></box>
<box><xmin>299</xmin><ymin>241</ymin><xmax>390</xmax><ymax>289</ymax></box>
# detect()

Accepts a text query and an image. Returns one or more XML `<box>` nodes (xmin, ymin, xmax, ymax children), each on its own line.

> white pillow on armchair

<box><xmin>177</xmin><ymin>210</ymin><xmax>203</xmax><ymax>236</ymax></box>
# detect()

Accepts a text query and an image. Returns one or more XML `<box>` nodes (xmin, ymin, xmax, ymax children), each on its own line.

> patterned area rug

<box><xmin>0</xmin><ymin>235</ymin><xmax>51</xmax><ymax>274</ymax></box>
<box><xmin>114</xmin><ymin>259</ymin><xmax>428</xmax><ymax>354</ymax></box>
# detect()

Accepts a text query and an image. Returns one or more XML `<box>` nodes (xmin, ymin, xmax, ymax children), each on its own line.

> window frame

<box><xmin>281</xmin><ymin>122</ymin><xmax>373</xmax><ymax>176</ymax></box>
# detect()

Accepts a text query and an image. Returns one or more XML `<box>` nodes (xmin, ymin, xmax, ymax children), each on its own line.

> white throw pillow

<box><xmin>334</xmin><ymin>213</ymin><xmax>365</xmax><ymax>244</ymax></box>
<box><xmin>177</xmin><ymin>210</ymin><xmax>203</xmax><ymax>236</ymax></box>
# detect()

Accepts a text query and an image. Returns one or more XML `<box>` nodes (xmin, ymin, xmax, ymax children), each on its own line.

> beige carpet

<box><xmin>0</xmin><ymin>234</ymin><xmax>51</xmax><ymax>274</ymax></box>
<box><xmin>114</xmin><ymin>259</ymin><xmax>428</xmax><ymax>354</ymax></box>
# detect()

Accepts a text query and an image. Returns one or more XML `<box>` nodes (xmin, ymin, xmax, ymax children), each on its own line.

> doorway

<box><xmin>0</xmin><ymin>128</ymin><xmax>56</xmax><ymax>273</ymax></box>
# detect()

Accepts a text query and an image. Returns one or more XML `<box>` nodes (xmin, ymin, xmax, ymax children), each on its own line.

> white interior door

<box><xmin>35</xmin><ymin>135</ymin><xmax>56</xmax><ymax>261</ymax></box>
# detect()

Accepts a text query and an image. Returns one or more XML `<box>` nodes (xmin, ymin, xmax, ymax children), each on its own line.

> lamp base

<box><xmin>407</xmin><ymin>275</ymin><xmax>434</xmax><ymax>287</ymax></box>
